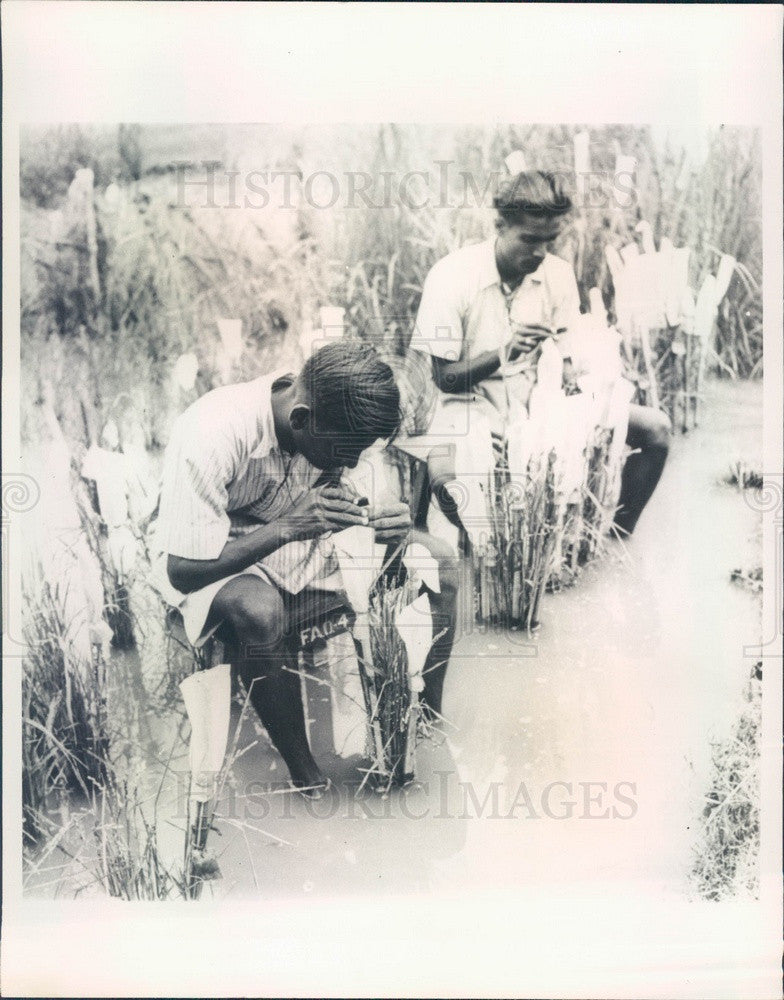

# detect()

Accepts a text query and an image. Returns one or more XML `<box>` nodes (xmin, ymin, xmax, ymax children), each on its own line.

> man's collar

<box><xmin>478</xmin><ymin>239</ymin><xmax>501</xmax><ymax>290</ymax></box>
<box><xmin>483</xmin><ymin>239</ymin><xmax>546</xmax><ymax>290</ymax></box>
<box><xmin>249</xmin><ymin>369</ymin><xmax>292</xmax><ymax>459</ymax></box>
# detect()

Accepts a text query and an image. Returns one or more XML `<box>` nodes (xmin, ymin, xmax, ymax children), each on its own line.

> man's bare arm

<box><xmin>168</xmin><ymin>523</ymin><xmax>295</xmax><ymax>594</ymax></box>
<box><xmin>167</xmin><ymin>485</ymin><xmax>369</xmax><ymax>593</ymax></box>
<box><xmin>431</xmin><ymin>325</ymin><xmax>553</xmax><ymax>394</ymax></box>
<box><xmin>431</xmin><ymin>350</ymin><xmax>504</xmax><ymax>394</ymax></box>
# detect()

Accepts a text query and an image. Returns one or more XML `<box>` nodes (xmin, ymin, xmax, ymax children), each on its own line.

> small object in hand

<box><xmin>356</xmin><ymin>496</ymin><xmax>369</xmax><ymax>507</ymax></box>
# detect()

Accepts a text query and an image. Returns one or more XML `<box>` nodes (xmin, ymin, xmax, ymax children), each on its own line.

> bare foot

<box><xmin>290</xmin><ymin>776</ymin><xmax>331</xmax><ymax>800</ymax></box>
<box><xmin>288</xmin><ymin>757</ymin><xmax>330</xmax><ymax>799</ymax></box>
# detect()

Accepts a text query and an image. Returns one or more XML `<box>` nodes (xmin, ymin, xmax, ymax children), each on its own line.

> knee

<box><xmin>631</xmin><ymin>409</ymin><xmax>671</xmax><ymax>453</ymax></box>
<box><xmin>422</xmin><ymin>537</ymin><xmax>460</xmax><ymax>595</ymax></box>
<box><xmin>427</xmin><ymin>446</ymin><xmax>456</xmax><ymax>493</ymax></box>
<box><xmin>437</xmin><ymin>557</ymin><xmax>460</xmax><ymax>598</ymax></box>
<box><xmin>223</xmin><ymin>579</ymin><xmax>286</xmax><ymax>644</ymax></box>
<box><xmin>429</xmin><ymin>468</ymin><xmax>461</xmax><ymax>508</ymax></box>
<box><xmin>647</xmin><ymin>412</ymin><xmax>672</xmax><ymax>452</ymax></box>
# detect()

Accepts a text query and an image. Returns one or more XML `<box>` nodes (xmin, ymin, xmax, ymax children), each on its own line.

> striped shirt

<box><xmin>153</xmin><ymin>370</ymin><xmax>333</xmax><ymax>599</ymax></box>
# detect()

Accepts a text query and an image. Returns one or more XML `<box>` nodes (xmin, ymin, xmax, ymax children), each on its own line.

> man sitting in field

<box><xmin>412</xmin><ymin>170</ymin><xmax>671</xmax><ymax>537</ymax></box>
<box><xmin>153</xmin><ymin>341</ymin><xmax>457</xmax><ymax>796</ymax></box>
<box><xmin>154</xmin><ymin>342</ymin><xmax>404</xmax><ymax>795</ymax></box>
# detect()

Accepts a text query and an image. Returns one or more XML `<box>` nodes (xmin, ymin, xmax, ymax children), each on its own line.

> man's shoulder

<box><xmin>432</xmin><ymin>239</ymin><xmax>490</xmax><ymax>271</ymax></box>
<box><xmin>426</xmin><ymin>239</ymin><xmax>493</xmax><ymax>290</ymax></box>
<box><xmin>172</xmin><ymin>372</ymin><xmax>277</xmax><ymax>438</ymax></box>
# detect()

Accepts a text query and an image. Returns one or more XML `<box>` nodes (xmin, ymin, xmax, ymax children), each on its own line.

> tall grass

<box><xmin>22</xmin><ymin>166</ymin><xmax>327</xmax><ymax>451</ymax></box>
<box><xmin>691</xmin><ymin>666</ymin><xmax>761</xmax><ymax>900</ymax></box>
<box><xmin>22</xmin><ymin>566</ymin><xmax>185</xmax><ymax>898</ymax></box>
<box><xmin>320</xmin><ymin>123</ymin><xmax>760</xmax><ymax>436</ymax></box>
<box><xmin>20</xmin><ymin>124</ymin><xmax>761</xmax><ymax>452</ymax></box>
<box><xmin>22</xmin><ymin>443</ymin><xmax>183</xmax><ymax>896</ymax></box>
<box><xmin>22</xmin><ymin>576</ymin><xmax>110</xmax><ymax>844</ymax></box>
<box><xmin>638</xmin><ymin>128</ymin><xmax>762</xmax><ymax>380</ymax></box>
<box><xmin>334</xmin><ymin>125</ymin><xmax>484</xmax><ymax>371</ymax></box>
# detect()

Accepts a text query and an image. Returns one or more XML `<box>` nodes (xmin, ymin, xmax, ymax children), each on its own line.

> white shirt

<box><xmin>156</xmin><ymin>370</ymin><xmax>323</xmax><ymax>562</ymax></box>
<box><xmin>151</xmin><ymin>370</ymin><xmax>339</xmax><ymax>604</ymax></box>
<box><xmin>411</xmin><ymin>239</ymin><xmax>581</xmax><ymax>414</ymax></box>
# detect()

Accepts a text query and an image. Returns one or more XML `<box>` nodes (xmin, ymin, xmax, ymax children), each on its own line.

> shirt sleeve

<box><xmin>410</xmin><ymin>262</ymin><xmax>465</xmax><ymax>361</ymax></box>
<box><xmin>156</xmin><ymin>411</ymin><xmax>237</xmax><ymax>561</ymax></box>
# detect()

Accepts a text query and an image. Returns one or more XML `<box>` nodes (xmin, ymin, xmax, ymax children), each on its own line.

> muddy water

<box><xmin>27</xmin><ymin>379</ymin><xmax>763</xmax><ymax>900</ymax></box>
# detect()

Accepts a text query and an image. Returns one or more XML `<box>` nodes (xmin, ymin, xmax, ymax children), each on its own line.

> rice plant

<box><xmin>358</xmin><ymin>573</ymin><xmax>422</xmax><ymax>792</ymax></box>
<box><xmin>475</xmin><ymin>451</ymin><xmax>562</xmax><ymax>633</ymax></box>
<box><xmin>18</xmin><ymin>124</ymin><xmax>763</xmax><ymax>899</ymax></box>
<box><xmin>691</xmin><ymin>666</ymin><xmax>761</xmax><ymax>900</ymax></box>
<box><xmin>22</xmin><ymin>557</ymin><xmax>185</xmax><ymax>898</ymax></box>
<box><xmin>22</xmin><ymin>575</ymin><xmax>110</xmax><ymax>844</ymax></box>
<box><xmin>570</xmin><ymin>427</ymin><xmax>621</xmax><ymax>567</ymax></box>
<box><xmin>90</xmin><ymin>766</ymin><xmax>183</xmax><ymax>901</ymax></box>
<box><xmin>724</xmin><ymin>461</ymin><xmax>763</xmax><ymax>491</ymax></box>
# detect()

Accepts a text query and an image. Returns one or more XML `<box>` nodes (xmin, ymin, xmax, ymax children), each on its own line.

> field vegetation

<box><xmin>18</xmin><ymin>124</ymin><xmax>762</xmax><ymax>899</ymax></box>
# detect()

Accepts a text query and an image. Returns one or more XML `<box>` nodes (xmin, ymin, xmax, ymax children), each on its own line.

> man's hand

<box><xmin>284</xmin><ymin>484</ymin><xmax>370</xmax><ymax>541</ymax></box>
<box><xmin>368</xmin><ymin>500</ymin><xmax>412</xmax><ymax>544</ymax></box>
<box><xmin>505</xmin><ymin>323</ymin><xmax>552</xmax><ymax>363</ymax></box>
<box><xmin>167</xmin><ymin>484</ymin><xmax>371</xmax><ymax>593</ymax></box>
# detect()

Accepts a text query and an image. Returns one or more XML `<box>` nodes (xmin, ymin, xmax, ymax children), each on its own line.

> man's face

<box><xmin>495</xmin><ymin>213</ymin><xmax>568</xmax><ymax>281</ymax></box>
<box><xmin>293</xmin><ymin>414</ymin><xmax>371</xmax><ymax>471</ymax></box>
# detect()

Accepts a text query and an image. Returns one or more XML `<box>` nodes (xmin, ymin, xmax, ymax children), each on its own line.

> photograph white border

<box><xmin>2</xmin><ymin>4</ymin><xmax>782</xmax><ymax>997</ymax></box>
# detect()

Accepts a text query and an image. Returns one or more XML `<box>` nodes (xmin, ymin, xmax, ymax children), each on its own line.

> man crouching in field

<box><xmin>153</xmin><ymin>342</ymin><xmax>406</xmax><ymax>795</ymax></box>
<box><xmin>414</xmin><ymin>170</ymin><xmax>671</xmax><ymax>537</ymax></box>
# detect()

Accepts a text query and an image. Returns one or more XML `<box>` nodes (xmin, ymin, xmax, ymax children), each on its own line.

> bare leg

<box><xmin>207</xmin><ymin>575</ymin><xmax>325</xmax><ymax>789</ymax></box>
<box><xmin>615</xmin><ymin>404</ymin><xmax>671</xmax><ymax>535</ymax></box>
<box><xmin>410</xmin><ymin>530</ymin><xmax>460</xmax><ymax>718</ymax></box>
<box><xmin>427</xmin><ymin>443</ymin><xmax>463</xmax><ymax>531</ymax></box>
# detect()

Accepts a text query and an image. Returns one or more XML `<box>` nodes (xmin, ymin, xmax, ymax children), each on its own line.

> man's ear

<box><xmin>289</xmin><ymin>403</ymin><xmax>311</xmax><ymax>432</ymax></box>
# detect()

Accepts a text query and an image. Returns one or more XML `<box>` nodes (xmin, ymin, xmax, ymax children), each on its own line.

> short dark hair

<box><xmin>493</xmin><ymin>170</ymin><xmax>572</xmax><ymax>221</ymax></box>
<box><xmin>302</xmin><ymin>341</ymin><xmax>401</xmax><ymax>444</ymax></box>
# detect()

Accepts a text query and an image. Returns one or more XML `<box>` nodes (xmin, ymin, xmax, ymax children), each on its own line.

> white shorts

<box><xmin>155</xmin><ymin>558</ymin><xmax>347</xmax><ymax>649</ymax></box>
<box><xmin>176</xmin><ymin>562</ymin><xmax>274</xmax><ymax>648</ymax></box>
